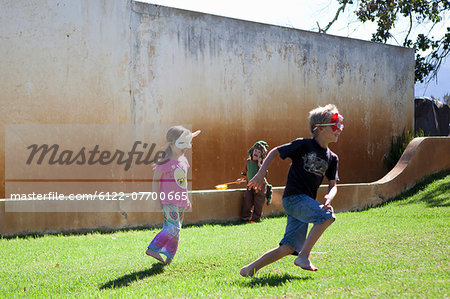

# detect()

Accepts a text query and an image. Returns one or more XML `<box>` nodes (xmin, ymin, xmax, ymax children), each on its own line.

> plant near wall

<box><xmin>383</xmin><ymin>129</ymin><xmax>425</xmax><ymax>171</ymax></box>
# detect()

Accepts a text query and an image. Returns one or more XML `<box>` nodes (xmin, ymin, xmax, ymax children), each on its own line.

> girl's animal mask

<box><xmin>175</xmin><ymin>130</ymin><xmax>201</xmax><ymax>149</ymax></box>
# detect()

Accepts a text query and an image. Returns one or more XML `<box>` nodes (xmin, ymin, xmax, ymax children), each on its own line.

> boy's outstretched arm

<box><xmin>248</xmin><ymin>148</ymin><xmax>279</xmax><ymax>191</ymax></box>
<box><xmin>322</xmin><ymin>180</ymin><xmax>337</xmax><ymax>212</ymax></box>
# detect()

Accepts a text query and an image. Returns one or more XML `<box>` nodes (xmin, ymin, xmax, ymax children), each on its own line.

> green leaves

<box><xmin>350</xmin><ymin>0</ymin><xmax>449</xmax><ymax>83</ymax></box>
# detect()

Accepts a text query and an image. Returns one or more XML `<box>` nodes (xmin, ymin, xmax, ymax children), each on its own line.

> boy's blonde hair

<box><xmin>309</xmin><ymin>104</ymin><xmax>340</xmax><ymax>136</ymax></box>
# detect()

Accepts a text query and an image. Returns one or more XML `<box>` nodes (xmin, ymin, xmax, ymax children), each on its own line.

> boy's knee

<box><xmin>279</xmin><ymin>244</ymin><xmax>295</xmax><ymax>255</ymax></box>
<box><xmin>320</xmin><ymin>217</ymin><xmax>335</xmax><ymax>226</ymax></box>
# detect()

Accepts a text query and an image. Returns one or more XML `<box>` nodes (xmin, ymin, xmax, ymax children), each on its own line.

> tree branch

<box><xmin>403</xmin><ymin>10</ymin><xmax>413</xmax><ymax>46</ymax></box>
<box><xmin>319</xmin><ymin>2</ymin><xmax>347</xmax><ymax>33</ymax></box>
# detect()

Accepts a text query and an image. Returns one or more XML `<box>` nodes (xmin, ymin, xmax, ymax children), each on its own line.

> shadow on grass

<box><xmin>348</xmin><ymin>170</ymin><xmax>450</xmax><ymax>214</ymax></box>
<box><xmin>241</xmin><ymin>273</ymin><xmax>312</xmax><ymax>288</ymax></box>
<box><xmin>383</xmin><ymin>170</ymin><xmax>450</xmax><ymax>208</ymax></box>
<box><xmin>400</xmin><ymin>181</ymin><xmax>449</xmax><ymax>207</ymax></box>
<box><xmin>99</xmin><ymin>263</ymin><xmax>165</xmax><ymax>289</ymax></box>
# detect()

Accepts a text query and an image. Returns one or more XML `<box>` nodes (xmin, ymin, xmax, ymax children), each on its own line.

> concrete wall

<box><xmin>0</xmin><ymin>0</ymin><xmax>133</xmax><ymax>197</ymax></box>
<box><xmin>130</xmin><ymin>2</ymin><xmax>415</xmax><ymax>189</ymax></box>
<box><xmin>0</xmin><ymin>0</ymin><xmax>414</xmax><ymax>199</ymax></box>
<box><xmin>1</xmin><ymin>137</ymin><xmax>448</xmax><ymax>237</ymax></box>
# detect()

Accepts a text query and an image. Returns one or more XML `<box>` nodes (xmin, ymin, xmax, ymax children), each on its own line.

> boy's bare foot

<box><xmin>145</xmin><ymin>248</ymin><xmax>165</xmax><ymax>264</ymax></box>
<box><xmin>165</xmin><ymin>258</ymin><xmax>173</xmax><ymax>265</ymax></box>
<box><xmin>294</xmin><ymin>256</ymin><xmax>318</xmax><ymax>271</ymax></box>
<box><xmin>240</xmin><ymin>265</ymin><xmax>256</xmax><ymax>277</ymax></box>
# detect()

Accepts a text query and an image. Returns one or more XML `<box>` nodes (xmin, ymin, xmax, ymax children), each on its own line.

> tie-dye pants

<box><xmin>148</xmin><ymin>205</ymin><xmax>185</xmax><ymax>260</ymax></box>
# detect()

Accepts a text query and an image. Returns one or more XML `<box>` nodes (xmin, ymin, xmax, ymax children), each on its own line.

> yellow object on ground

<box><xmin>215</xmin><ymin>184</ymin><xmax>228</xmax><ymax>190</ymax></box>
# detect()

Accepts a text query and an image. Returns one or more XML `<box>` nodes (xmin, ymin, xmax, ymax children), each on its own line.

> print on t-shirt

<box><xmin>174</xmin><ymin>167</ymin><xmax>187</xmax><ymax>188</ymax></box>
<box><xmin>302</xmin><ymin>152</ymin><xmax>328</xmax><ymax>176</ymax></box>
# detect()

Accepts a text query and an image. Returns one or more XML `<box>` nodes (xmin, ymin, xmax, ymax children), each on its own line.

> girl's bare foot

<box><xmin>294</xmin><ymin>256</ymin><xmax>318</xmax><ymax>271</ymax></box>
<box><xmin>165</xmin><ymin>258</ymin><xmax>173</xmax><ymax>265</ymax></box>
<box><xmin>240</xmin><ymin>265</ymin><xmax>256</xmax><ymax>277</ymax></box>
<box><xmin>145</xmin><ymin>248</ymin><xmax>165</xmax><ymax>264</ymax></box>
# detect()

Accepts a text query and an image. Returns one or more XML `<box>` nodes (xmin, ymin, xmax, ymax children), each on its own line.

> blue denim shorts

<box><xmin>279</xmin><ymin>194</ymin><xmax>335</xmax><ymax>255</ymax></box>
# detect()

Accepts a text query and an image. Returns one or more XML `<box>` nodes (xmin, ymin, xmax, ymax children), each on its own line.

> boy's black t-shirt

<box><xmin>277</xmin><ymin>138</ymin><xmax>339</xmax><ymax>199</ymax></box>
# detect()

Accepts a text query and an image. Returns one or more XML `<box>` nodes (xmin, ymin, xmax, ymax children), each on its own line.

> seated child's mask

<box><xmin>175</xmin><ymin>130</ymin><xmax>201</xmax><ymax>149</ymax></box>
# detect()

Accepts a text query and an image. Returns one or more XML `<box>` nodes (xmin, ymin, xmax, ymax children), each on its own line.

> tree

<box><xmin>317</xmin><ymin>0</ymin><xmax>450</xmax><ymax>83</ymax></box>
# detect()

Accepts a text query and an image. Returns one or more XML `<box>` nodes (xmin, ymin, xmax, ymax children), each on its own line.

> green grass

<box><xmin>1</xmin><ymin>173</ymin><xmax>449</xmax><ymax>298</ymax></box>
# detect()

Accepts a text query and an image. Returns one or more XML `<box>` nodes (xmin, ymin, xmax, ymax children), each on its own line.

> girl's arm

<box><xmin>322</xmin><ymin>180</ymin><xmax>337</xmax><ymax>212</ymax></box>
<box><xmin>247</xmin><ymin>148</ymin><xmax>279</xmax><ymax>191</ymax></box>
<box><xmin>153</xmin><ymin>169</ymin><xmax>163</xmax><ymax>198</ymax></box>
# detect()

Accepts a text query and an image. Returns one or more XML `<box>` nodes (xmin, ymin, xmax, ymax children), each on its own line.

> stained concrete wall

<box><xmin>0</xmin><ymin>0</ymin><xmax>133</xmax><ymax>198</ymax></box>
<box><xmin>0</xmin><ymin>0</ymin><xmax>414</xmax><ymax>199</ymax></box>
<box><xmin>130</xmin><ymin>2</ymin><xmax>414</xmax><ymax>189</ymax></box>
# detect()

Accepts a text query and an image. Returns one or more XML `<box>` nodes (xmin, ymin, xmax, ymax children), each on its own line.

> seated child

<box><xmin>239</xmin><ymin>141</ymin><xmax>272</xmax><ymax>222</ymax></box>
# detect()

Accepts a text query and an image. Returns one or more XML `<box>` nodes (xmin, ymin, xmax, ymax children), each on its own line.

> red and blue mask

<box><xmin>314</xmin><ymin>113</ymin><xmax>344</xmax><ymax>132</ymax></box>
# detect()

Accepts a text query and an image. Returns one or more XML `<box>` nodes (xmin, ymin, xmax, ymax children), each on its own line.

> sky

<box><xmin>140</xmin><ymin>0</ymin><xmax>449</xmax><ymax>100</ymax></box>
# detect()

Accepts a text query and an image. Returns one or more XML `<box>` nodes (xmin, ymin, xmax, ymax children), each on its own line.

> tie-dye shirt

<box><xmin>155</xmin><ymin>157</ymin><xmax>190</xmax><ymax>207</ymax></box>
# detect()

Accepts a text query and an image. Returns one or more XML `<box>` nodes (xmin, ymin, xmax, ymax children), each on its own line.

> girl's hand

<box><xmin>187</xmin><ymin>199</ymin><xmax>192</xmax><ymax>210</ymax></box>
<box><xmin>248</xmin><ymin>172</ymin><xmax>265</xmax><ymax>191</ymax></box>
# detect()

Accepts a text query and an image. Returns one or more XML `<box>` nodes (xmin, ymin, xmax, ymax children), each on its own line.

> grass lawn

<box><xmin>1</xmin><ymin>172</ymin><xmax>449</xmax><ymax>298</ymax></box>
